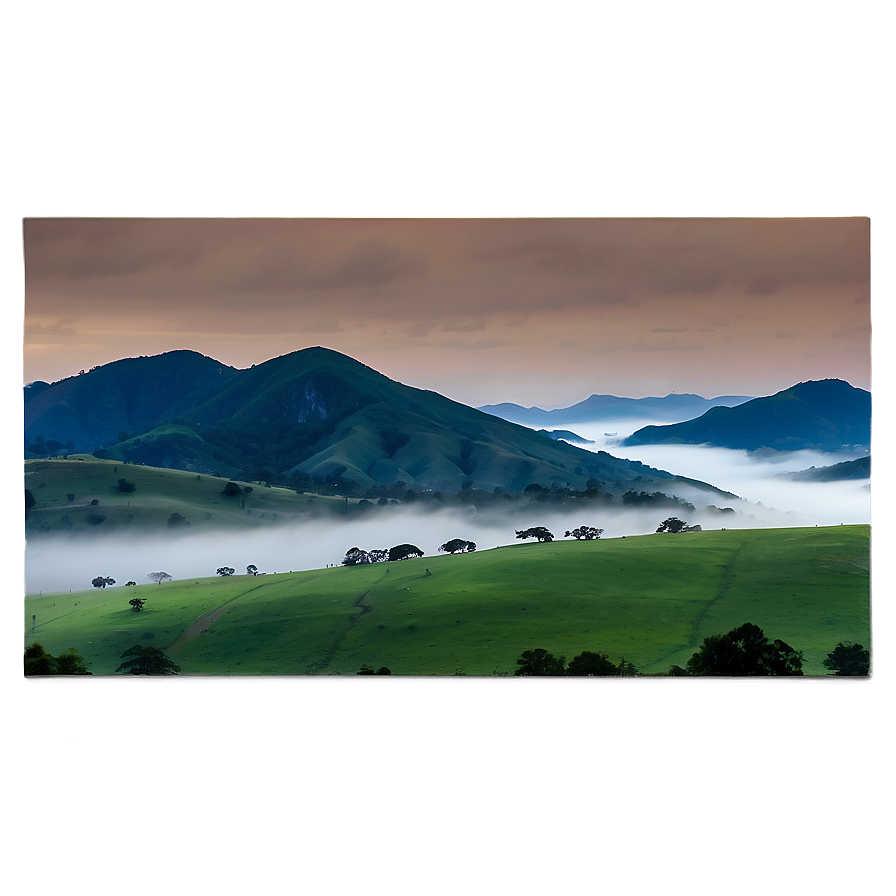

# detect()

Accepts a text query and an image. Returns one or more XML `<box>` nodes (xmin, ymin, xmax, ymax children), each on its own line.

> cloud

<box><xmin>631</xmin><ymin>340</ymin><xmax>707</xmax><ymax>353</ymax></box>
<box><xmin>651</xmin><ymin>326</ymin><xmax>690</xmax><ymax>333</ymax></box>
<box><xmin>24</xmin><ymin>318</ymin><xmax>79</xmax><ymax>336</ymax></box>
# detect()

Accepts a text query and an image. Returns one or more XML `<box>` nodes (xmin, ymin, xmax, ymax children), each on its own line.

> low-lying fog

<box><xmin>24</xmin><ymin>415</ymin><xmax>870</xmax><ymax>595</ymax></box>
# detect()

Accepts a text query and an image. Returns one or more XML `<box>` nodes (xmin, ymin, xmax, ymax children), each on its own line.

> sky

<box><xmin>22</xmin><ymin>217</ymin><xmax>869</xmax><ymax>408</ymax></box>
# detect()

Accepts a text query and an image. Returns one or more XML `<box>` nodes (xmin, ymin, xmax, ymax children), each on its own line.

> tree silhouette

<box><xmin>116</xmin><ymin>645</ymin><xmax>180</xmax><ymax>675</ymax></box>
<box><xmin>216</xmin><ymin>567</ymin><xmax>235</xmax><ymax>577</ymax></box>
<box><xmin>148</xmin><ymin>572</ymin><xmax>172</xmax><ymax>584</ymax></box>
<box><xmin>567</xmin><ymin>651</ymin><xmax>617</xmax><ymax>676</ymax></box>
<box><xmin>514</xmin><ymin>648</ymin><xmax>566</xmax><ymax>675</ymax></box>
<box><xmin>388</xmin><ymin>544</ymin><xmax>424</xmax><ymax>561</ymax></box>
<box><xmin>128</xmin><ymin>597</ymin><xmax>147</xmax><ymax>612</ymax></box>
<box><xmin>247</xmin><ymin>564</ymin><xmax>258</xmax><ymax>575</ymax></box>
<box><xmin>91</xmin><ymin>576</ymin><xmax>115</xmax><ymax>588</ymax></box>
<box><xmin>438</xmin><ymin>538</ymin><xmax>477</xmax><ymax>554</ymax></box>
<box><xmin>24</xmin><ymin>643</ymin><xmax>91</xmax><ymax>675</ymax></box>
<box><xmin>656</xmin><ymin>517</ymin><xmax>687</xmax><ymax>533</ymax></box>
<box><xmin>686</xmin><ymin>623</ymin><xmax>804</xmax><ymax>676</ymax></box>
<box><xmin>565</xmin><ymin>526</ymin><xmax>604</xmax><ymax>540</ymax></box>
<box><xmin>823</xmin><ymin>642</ymin><xmax>870</xmax><ymax>676</ymax></box>
<box><xmin>515</xmin><ymin>527</ymin><xmax>554</xmax><ymax>542</ymax></box>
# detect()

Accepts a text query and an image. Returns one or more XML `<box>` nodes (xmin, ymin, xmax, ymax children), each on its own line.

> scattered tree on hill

<box><xmin>115</xmin><ymin>645</ymin><xmax>181</xmax><ymax>675</ymax></box>
<box><xmin>515</xmin><ymin>527</ymin><xmax>554</xmax><ymax>542</ymax></box>
<box><xmin>438</xmin><ymin>538</ymin><xmax>477</xmax><ymax>554</ymax></box>
<box><xmin>617</xmin><ymin>657</ymin><xmax>639</xmax><ymax>676</ymax></box>
<box><xmin>514</xmin><ymin>648</ymin><xmax>566</xmax><ymax>676</ymax></box>
<box><xmin>91</xmin><ymin>576</ymin><xmax>115</xmax><ymax>588</ymax></box>
<box><xmin>823</xmin><ymin>642</ymin><xmax>870</xmax><ymax>676</ymax></box>
<box><xmin>167</xmin><ymin>512</ymin><xmax>188</xmax><ymax>527</ymax></box>
<box><xmin>116</xmin><ymin>478</ymin><xmax>136</xmax><ymax>493</ymax></box>
<box><xmin>565</xmin><ymin>526</ymin><xmax>604</xmax><ymax>540</ymax></box>
<box><xmin>566</xmin><ymin>651</ymin><xmax>617</xmax><ymax>676</ymax></box>
<box><xmin>148</xmin><ymin>571</ymin><xmax>172</xmax><ymax>584</ymax></box>
<box><xmin>686</xmin><ymin>622</ymin><xmax>804</xmax><ymax>676</ymax></box>
<box><xmin>125</xmin><ymin>581</ymin><xmax>136</xmax><ymax>586</ymax></box>
<box><xmin>128</xmin><ymin>597</ymin><xmax>147</xmax><ymax>612</ymax></box>
<box><xmin>216</xmin><ymin>567</ymin><xmax>235</xmax><ymax>577</ymax></box>
<box><xmin>24</xmin><ymin>643</ymin><xmax>91</xmax><ymax>675</ymax></box>
<box><xmin>656</xmin><ymin>517</ymin><xmax>688</xmax><ymax>533</ymax></box>
<box><xmin>368</xmin><ymin>549</ymin><xmax>389</xmax><ymax>563</ymax></box>
<box><xmin>90</xmin><ymin>498</ymin><xmax>100</xmax><ymax>506</ymax></box>
<box><xmin>66</xmin><ymin>493</ymin><xmax>75</xmax><ymax>503</ymax></box>
<box><xmin>388</xmin><ymin>544</ymin><xmax>425</xmax><ymax>561</ymax></box>
<box><xmin>25</xmin><ymin>488</ymin><xmax>35</xmax><ymax>518</ymax></box>
<box><xmin>247</xmin><ymin>564</ymin><xmax>258</xmax><ymax>576</ymax></box>
<box><xmin>222</xmin><ymin>481</ymin><xmax>242</xmax><ymax>497</ymax></box>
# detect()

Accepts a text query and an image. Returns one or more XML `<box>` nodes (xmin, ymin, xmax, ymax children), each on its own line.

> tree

<box><xmin>567</xmin><ymin>650</ymin><xmax>617</xmax><ymax>676</ymax></box>
<box><xmin>656</xmin><ymin>517</ymin><xmax>688</xmax><ymax>533</ymax></box>
<box><xmin>24</xmin><ymin>643</ymin><xmax>91</xmax><ymax>675</ymax></box>
<box><xmin>438</xmin><ymin>538</ymin><xmax>477</xmax><ymax>554</ymax></box>
<box><xmin>823</xmin><ymin>642</ymin><xmax>870</xmax><ymax>676</ymax></box>
<box><xmin>357</xmin><ymin>665</ymin><xmax>392</xmax><ymax>675</ymax></box>
<box><xmin>125</xmin><ymin>581</ymin><xmax>136</xmax><ymax>586</ymax></box>
<box><xmin>222</xmin><ymin>481</ymin><xmax>242</xmax><ymax>496</ymax></box>
<box><xmin>342</xmin><ymin>547</ymin><xmax>371</xmax><ymax>566</ymax></box>
<box><xmin>116</xmin><ymin>478</ymin><xmax>136</xmax><ymax>493</ymax></box>
<box><xmin>167</xmin><ymin>512</ymin><xmax>188</xmax><ymax>527</ymax></box>
<box><xmin>148</xmin><ymin>571</ymin><xmax>172</xmax><ymax>584</ymax></box>
<box><xmin>565</xmin><ymin>526</ymin><xmax>604</xmax><ymax>540</ymax></box>
<box><xmin>247</xmin><ymin>564</ymin><xmax>258</xmax><ymax>575</ymax></box>
<box><xmin>686</xmin><ymin>622</ymin><xmax>804</xmax><ymax>676</ymax></box>
<box><xmin>514</xmin><ymin>648</ymin><xmax>566</xmax><ymax>676</ymax></box>
<box><xmin>388</xmin><ymin>544</ymin><xmax>424</xmax><ymax>561</ymax></box>
<box><xmin>216</xmin><ymin>567</ymin><xmax>235</xmax><ymax>577</ymax></box>
<box><xmin>515</xmin><ymin>527</ymin><xmax>554</xmax><ymax>542</ymax></box>
<box><xmin>66</xmin><ymin>493</ymin><xmax>75</xmax><ymax>503</ymax></box>
<box><xmin>91</xmin><ymin>575</ymin><xmax>115</xmax><ymax>588</ymax></box>
<box><xmin>115</xmin><ymin>645</ymin><xmax>181</xmax><ymax>675</ymax></box>
<box><xmin>128</xmin><ymin>597</ymin><xmax>147</xmax><ymax>612</ymax></box>
<box><xmin>25</xmin><ymin>488</ymin><xmax>36</xmax><ymax>518</ymax></box>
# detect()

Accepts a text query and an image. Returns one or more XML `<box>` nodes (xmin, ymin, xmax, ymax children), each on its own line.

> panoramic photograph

<box><xmin>23</xmin><ymin>217</ymin><xmax>871</xmax><ymax>676</ymax></box>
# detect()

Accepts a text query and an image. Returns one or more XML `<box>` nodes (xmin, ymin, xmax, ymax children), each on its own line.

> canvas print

<box><xmin>22</xmin><ymin>218</ymin><xmax>870</xmax><ymax>677</ymax></box>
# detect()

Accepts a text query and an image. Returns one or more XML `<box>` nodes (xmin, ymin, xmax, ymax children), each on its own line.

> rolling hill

<box><xmin>23</xmin><ymin>526</ymin><xmax>870</xmax><ymax>676</ymax></box>
<box><xmin>623</xmin><ymin>379</ymin><xmax>870</xmax><ymax>453</ymax></box>
<box><xmin>24</xmin><ymin>347</ymin><xmax>734</xmax><ymax>497</ymax></box>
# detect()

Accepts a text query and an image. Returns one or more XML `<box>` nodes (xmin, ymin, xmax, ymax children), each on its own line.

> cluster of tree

<box><xmin>24</xmin><ymin>643</ymin><xmax>92</xmax><ymax>675</ymax></box>
<box><xmin>673</xmin><ymin>623</ymin><xmax>804</xmax><ymax>675</ymax></box>
<box><xmin>438</xmin><ymin>538</ymin><xmax>476</xmax><ymax>554</ymax></box>
<box><xmin>656</xmin><ymin>517</ymin><xmax>702</xmax><ymax>533</ymax></box>
<box><xmin>128</xmin><ymin>597</ymin><xmax>146</xmax><ymax>612</ymax></box>
<box><xmin>565</xmin><ymin>525</ymin><xmax>603</xmax><ymax>540</ymax></box>
<box><xmin>342</xmin><ymin>544</ymin><xmax>425</xmax><ymax>565</ymax></box>
<box><xmin>514</xmin><ymin>648</ymin><xmax>639</xmax><ymax>676</ymax></box>
<box><xmin>515</xmin><ymin>527</ymin><xmax>555</xmax><ymax>542</ymax></box>
<box><xmin>622</xmin><ymin>490</ymin><xmax>695</xmax><ymax>512</ymax></box>
<box><xmin>216</xmin><ymin>567</ymin><xmax>235</xmax><ymax>577</ymax></box>
<box><xmin>91</xmin><ymin>576</ymin><xmax>115</xmax><ymax>588</ymax></box>
<box><xmin>116</xmin><ymin>478</ymin><xmax>136</xmax><ymax>493</ymax></box>
<box><xmin>357</xmin><ymin>665</ymin><xmax>392</xmax><ymax>675</ymax></box>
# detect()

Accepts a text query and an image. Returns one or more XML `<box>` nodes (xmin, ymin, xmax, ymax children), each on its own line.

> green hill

<box><xmin>25</xmin><ymin>347</ymin><xmax>734</xmax><ymax>496</ymax></box>
<box><xmin>624</xmin><ymin>379</ymin><xmax>870</xmax><ymax>452</ymax></box>
<box><xmin>24</xmin><ymin>526</ymin><xmax>870</xmax><ymax>676</ymax></box>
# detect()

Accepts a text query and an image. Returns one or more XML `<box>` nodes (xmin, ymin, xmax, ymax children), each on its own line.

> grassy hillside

<box><xmin>24</xmin><ymin>526</ymin><xmax>870</xmax><ymax>676</ymax></box>
<box><xmin>25</xmin><ymin>456</ymin><xmax>354</xmax><ymax>534</ymax></box>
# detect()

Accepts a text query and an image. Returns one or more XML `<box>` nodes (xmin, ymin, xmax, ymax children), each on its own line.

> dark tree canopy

<box><xmin>91</xmin><ymin>576</ymin><xmax>115</xmax><ymax>588</ymax></box>
<box><xmin>823</xmin><ymin>642</ymin><xmax>870</xmax><ymax>676</ymax></box>
<box><xmin>438</xmin><ymin>538</ymin><xmax>477</xmax><ymax>554</ymax></box>
<box><xmin>167</xmin><ymin>512</ymin><xmax>188</xmax><ymax>527</ymax></box>
<box><xmin>216</xmin><ymin>567</ymin><xmax>235</xmax><ymax>577</ymax></box>
<box><xmin>515</xmin><ymin>527</ymin><xmax>554</xmax><ymax>542</ymax></box>
<box><xmin>222</xmin><ymin>481</ymin><xmax>242</xmax><ymax>496</ymax></box>
<box><xmin>128</xmin><ymin>597</ymin><xmax>147</xmax><ymax>612</ymax></box>
<box><xmin>566</xmin><ymin>651</ymin><xmax>617</xmax><ymax>676</ymax></box>
<box><xmin>25</xmin><ymin>488</ymin><xmax>36</xmax><ymax>517</ymax></box>
<box><xmin>686</xmin><ymin>622</ymin><xmax>804</xmax><ymax>676</ymax></box>
<box><xmin>116</xmin><ymin>645</ymin><xmax>181</xmax><ymax>675</ymax></box>
<box><xmin>357</xmin><ymin>665</ymin><xmax>392</xmax><ymax>675</ymax></box>
<box><xmin>116</xmin><ymin>478</ymin><xmax>136</xmax><ymax>493</ymax></box>
<box><xmin>656</xmin><ymin>517</ymin><xmax>688</xmax><ymax>533</ymax></box>
<box><xmin>342</xmin><ymin>547</ymin><xmax>371</xmax><ymax>566</ymax></box>
<box><xmin>24</xmin><ymin>643</ymin><xmax>91</xmax><ymax>676</ymax></box>
<box><xmin>565</xmin><ymin>526</ymin><xmax>604</xmax><ymax>540</ymax></box>
<box><xmin>247</xmin><ymin>564</ymin><xmax>258</xmax><ymax>575</ymax></box>
<box><xmin>514</xmin><ymin>648</ymin><xmax>566</xmax><ymax>676</ymax></box>
<box><xmin>388</xmin><ymin>543</ymin><xmax>424</xmax><ymax>561</ymax></box>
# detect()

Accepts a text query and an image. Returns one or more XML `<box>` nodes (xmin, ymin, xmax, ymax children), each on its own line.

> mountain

<box><xmin>478</xmin><ymin>392</ymin><xmax>753</xmax><ymax>426</ymax></box>
<box><xmin>536</xmin><ymin>429</ymin><xmax>595</xmax><ymax>445</ymax></box>
<box><xmin>24</xmin><ymin>347</ymin><xmax>732</xmax><ymax>497</ymax></box>
<box><xmin>623</xmin><ymin>379</ymin><xmax>871</xmax><ymax>453</ymax></box>
<box><xmin>786</xmin><ymin>456</ymin><xmax>871</xmax><ymax>482</ymax></box>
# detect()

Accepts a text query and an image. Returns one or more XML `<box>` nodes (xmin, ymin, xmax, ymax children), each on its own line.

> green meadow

<box><xmin>24</xmin><ymin>525</ymin><xmax>869</xmax><ymax>676</ymax></box>
<box><xmin>25</xmin><ymin>456</ymin><xmax>354</xmax><ymax>534</ymax></box>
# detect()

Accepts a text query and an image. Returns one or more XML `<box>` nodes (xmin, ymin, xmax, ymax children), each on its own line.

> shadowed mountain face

<box><xmin>24</xmin><ymin>347</ymin><xmax>732</xmax><ymax>496</ymax></box>
<box><xmin>479</xmin><ymin>392</ymin><xmax>753</xmax><ymax>426</ymax></box>
<box><xmin>623</xmin><ymin>379</ymin><xmax>870</xmax><ymax>453</ymax></box>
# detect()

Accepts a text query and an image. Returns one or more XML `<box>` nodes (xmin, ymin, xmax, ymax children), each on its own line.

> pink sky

<box><xmin>23</xmin><ymin>217</ymin><xmax>869</xmax><ymax>407</ymax></box>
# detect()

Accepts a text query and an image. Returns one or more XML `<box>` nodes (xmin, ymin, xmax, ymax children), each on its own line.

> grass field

<box><xmin>24</xmin><ymin>525</ymin><xmax>870</xmax><ymax>676</ymax></box>
<box><xmin>25</xmin><ymin>456</ymin><xmax>357</xmax><ymax>534</ymax></box>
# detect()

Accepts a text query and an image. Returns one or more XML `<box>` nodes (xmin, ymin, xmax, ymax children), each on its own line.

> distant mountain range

<box><xmin>24</xmin><ymin>348</ymin><xmax>731</xmax><ymax>497</ymax></box>
<box><xmin>478</xmin><ymin>392</ymin><xmax>753</xmax><ymax>426</ymax></box>
<box><xmin>785</xmin><ymin>456</ymin><xmax>870</xmax><ymax>482</ymax></box>
<box><xmin>623</xmin><ymin>379</ymin><xmax>870</xmax><ymax>453</ymax></box>
<box><xmin>536</xmin><ymin>429</ymin><xmax>595</xmax><ymax>445</ymax></box>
